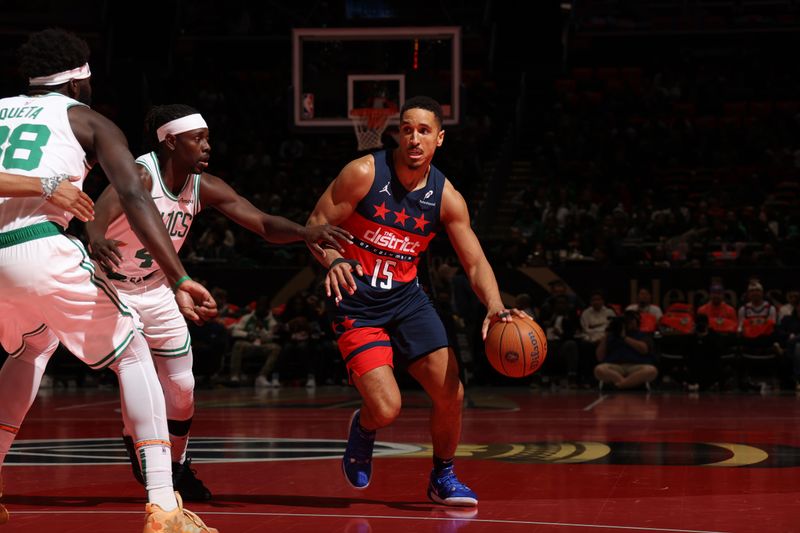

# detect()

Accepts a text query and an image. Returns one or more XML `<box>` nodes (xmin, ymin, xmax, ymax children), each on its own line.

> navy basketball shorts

<box><xmin>328</xmin><ymin>277</ymin><xmax>450</xmax><ymax>381</ymax></box>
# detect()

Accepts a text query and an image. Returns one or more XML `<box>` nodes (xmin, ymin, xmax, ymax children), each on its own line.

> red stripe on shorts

<box><xmin>337</xmin><ymin>327</ymin><xmax>393</xmax><ymax>379</ymax></box>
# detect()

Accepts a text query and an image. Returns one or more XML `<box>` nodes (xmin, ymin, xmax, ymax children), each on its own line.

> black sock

<box><xmin>357</xmin><ymin>422</ymin><xmax>376</xmax><ymax>439</ymax></box>
<box><xmin>433</xmin><ymin>456</ymin><xmax>454</xmax><ymax>474</ymax></box>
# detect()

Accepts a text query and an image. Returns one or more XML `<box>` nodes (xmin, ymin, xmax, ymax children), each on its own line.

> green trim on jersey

<box><xmin>88</xmin><ymin>329</ymin><xmax>135</xmax><ymax>370</ymax></box>
<box><xmin>193</xmin><ymin>173</ymin><xmax>202</xmax><ymax>214</ymax></box>
<box><xmin>144</xmin><ymin>151</ymin><xmax>193</xmax><ymax>202</ymax></box>
<box><xmin>0</xmin><ymin>221</ymin><xmax>63</xmax><ymax>249</ymax></box>
<box><xmin>150</xmin><ymin>332</ymin><xmax>192</xmax><ymax>358</ymax></box>
<box><xmin>7</xmin><ymin>323</ymin><xmax>48</xmax><ymax>358</ymax></box>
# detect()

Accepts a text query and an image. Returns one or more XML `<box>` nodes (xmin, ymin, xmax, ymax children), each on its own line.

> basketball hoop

<box><xmin>350</xmin><ymin>107</ymin><xmax>396</xmax><ymax>151</ymax></box>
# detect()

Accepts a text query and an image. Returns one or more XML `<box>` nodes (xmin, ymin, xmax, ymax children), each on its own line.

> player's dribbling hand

<box><xmin>48</xmin><ymin>176</ymin><xmax>94</xmax><ymax>222</ymax></box>
<box><xmin>481</xmin><ymin>307</ymin><xmax>532</xmax><ymax>341</ymax></box>
<box><xmin>88</xmin><ymin>238</ymin><xmax>125</xmax><ymax>271</ymax></box>
<box><xmin>303</xmin><ymin>224</ymin><xmax>353</xmax><ymax>256</ymax></box>
<box><xmin>326</xmin><ymin>260</ymin><xmax>364</xmax><ymax>305</ymax></box>
<box><xmin>174</xmin><ymin>279</ymin><xmax>218</xmax><ymax>325</ymax></box>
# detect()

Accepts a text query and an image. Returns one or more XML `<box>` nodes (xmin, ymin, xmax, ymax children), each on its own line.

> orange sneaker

<box><xmin>143</xmin><ymin>492</ymin><xmax>217</xmax><ymax>533</ymax></box>
<box><xmin>0</xmin><ymin>472</ymin><xmax>8</xmax><ymax>524</ymax></box>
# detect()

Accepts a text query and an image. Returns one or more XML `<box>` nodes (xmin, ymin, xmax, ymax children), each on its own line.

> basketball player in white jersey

<box><xmin>83</xmin><ymin>103</ymin><xmax>352</xmax><ymax>500</ymax></box>
<box><xmin>0</xmin><ymin>29</ymin><xmax>217</xmax><ymax>532</ymax></box>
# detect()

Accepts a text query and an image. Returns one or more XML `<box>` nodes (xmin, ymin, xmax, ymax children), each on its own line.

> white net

<box><xmin>351</xmin><ymin>109</ymin><xmax>393</xmax><ymax>151</ymax></box>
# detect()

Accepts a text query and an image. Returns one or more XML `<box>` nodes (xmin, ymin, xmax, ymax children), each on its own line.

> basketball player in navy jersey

<box><xmin>307</xmin><ymin>96</ymin><xmax>529</xmax><ymax>506</ymax></box>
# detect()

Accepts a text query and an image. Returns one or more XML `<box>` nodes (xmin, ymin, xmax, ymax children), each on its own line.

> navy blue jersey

<box><xmin>338</xmin><ymin>150</ymin><xmax>445</xmax><ymax>291</ymax></box>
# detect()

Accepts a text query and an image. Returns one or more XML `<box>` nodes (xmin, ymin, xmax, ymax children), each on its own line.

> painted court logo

<box><xmin>3</xmin><ymin>438</ymin><xmax>794</xmax><ymax>468</ymax></box>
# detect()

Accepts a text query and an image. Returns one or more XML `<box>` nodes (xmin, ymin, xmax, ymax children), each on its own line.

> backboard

<box><xmin>292</xmin><ymin>26</ymin><xmax>461</xmax><ymax>129</ymax></box>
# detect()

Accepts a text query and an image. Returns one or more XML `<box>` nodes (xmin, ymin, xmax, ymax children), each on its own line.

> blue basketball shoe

<box><xmin>342</xmin><ymin>409</ymin><xmax>375</xmax><ymax>489</ymax></box>
<box><xmin>427</xmin><ymin>466</ymin><xmax>478</xmax><ymax>507</ymax></box>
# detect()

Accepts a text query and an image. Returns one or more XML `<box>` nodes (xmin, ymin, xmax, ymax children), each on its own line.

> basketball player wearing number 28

<box><xmin>307</xmin><ymin>96</ymin><xmax>533</xmax><ymax>506</ymax></box>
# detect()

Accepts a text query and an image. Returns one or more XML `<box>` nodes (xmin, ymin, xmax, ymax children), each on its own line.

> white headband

<box><xmin>29</xmin><ymin>63</ymin><xmax>91</xmax><ymax>86</ymax></box>
<box><xmin>156</xmin><ymin>114</ymin><xmax>208</xmax><ymax>142</ymax></box>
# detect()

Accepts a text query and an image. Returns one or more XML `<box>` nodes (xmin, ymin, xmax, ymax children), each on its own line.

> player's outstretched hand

<box><xmin>481</xmin><ymin>307</ymin><xmax>533</xmax><ymax>341</ymax></box>
<box><xmin>88</xmin><ymin>238</ymin><xmax>125</xmax><ymax>271</ymax></box>
<box><xmin>304</xmin><ymin>224</ymin><xmax>353</xmax><ymax>256</ymax></box>
<box><xmin>48</xmin><ymin>176</ymin><xmax>94</xmax><ymax>222</ymax></box>
<box><xmin>326</xmin><ymin>259</ymin><xmax>364</xmax><ymax>305</ymax></box>
<box><xmin>174</xmin><ymin>278</ymin><xmax>218</xmax><ymax>325</ymax></box>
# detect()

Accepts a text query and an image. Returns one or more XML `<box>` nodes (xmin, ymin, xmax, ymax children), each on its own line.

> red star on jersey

<box><xmin>412</xmin><ymin>213</ymin><xmax>430</xmax><ymax>231</ymax></box>
<box><xmin>341</xmin><ymin>316</ymin><xmax>356</xmax><ymax>330</ymax></box>
<box><xmin>393</xmin><ymin>208</ymin><xmax>410</xmax><ymax>226</ymax></box>
<box><xmin>373</xmin><ymin>202</ymin><xmax>390</xmax><ymax>220</ymax></box>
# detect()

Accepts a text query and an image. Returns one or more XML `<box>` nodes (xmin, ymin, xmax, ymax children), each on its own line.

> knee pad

<box><xmin>161</xmin><ymin>369</ymin><xmax>195</xmax><ymax>416</ymax></box>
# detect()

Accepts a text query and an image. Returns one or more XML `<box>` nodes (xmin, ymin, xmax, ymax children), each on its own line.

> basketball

<box><xmin>484</xmin><ymin>315</ymin><xmax>547</xmax><ymax>378</ymax></box>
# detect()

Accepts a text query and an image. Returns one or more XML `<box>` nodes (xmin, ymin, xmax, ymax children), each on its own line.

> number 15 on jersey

<box><xmin>370</xmin><ymin>258</ymin><xmax>395</xmax><ymax>290</ymax></box>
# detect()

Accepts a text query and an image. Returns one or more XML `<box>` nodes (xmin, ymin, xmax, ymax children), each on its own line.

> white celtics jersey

<box><xmin>0</xmin><ymin>92</ymin><xmax>90</xmax><ymax>232</ymax></box>
<box><xmin>105</xmin><ymin>151</ymin><xmax>201</xmax><ymax>278</ymax></box>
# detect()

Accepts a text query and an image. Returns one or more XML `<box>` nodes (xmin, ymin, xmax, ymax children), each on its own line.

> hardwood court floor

<box><xmin>1</xmin><ymin>384</ymin><xmax>799</xmax><ymax>532</ymax></box>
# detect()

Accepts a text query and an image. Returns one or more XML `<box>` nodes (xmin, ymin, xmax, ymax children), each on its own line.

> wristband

<box><xmin>172</xmin><ymin>275</ymin><xmax>192</xmax><ymax>291</ymax></box>
<box><xmin>329</xmin><ymin>257</ymin><xmax>361</xmax><ymax>271</ymax></box>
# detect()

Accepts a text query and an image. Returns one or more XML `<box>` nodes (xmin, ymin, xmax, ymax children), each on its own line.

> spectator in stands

<box><xmin>595</xmin><ymin>311</ymin><xmax>658</xmax><ymax>390</ymax></box>
<box><xmin>539</xmin><ymin>280</ymin><xmax>582</xmax><ymax>321</ymax></box>
<box><xmin>188</xmin><ymin>286</ymin><xmax>235</xmax><ymax>380</ymax></box>
<box><xmin>779</xmin><ymin>290</ymin><xmax>800</xmax><ymax>321</ymax></box>
<box><xmin>540</xmin><ymin>295</ymin><xmax>579</xmax><ymax>388</ymax></box>
<box><xmin>227</xmin><ymin>296</ymin><xmax>282</xmax><ymax>385</ymax></box>
<box><xmin>194</xmin><ymin>216</ymin><xmax>236</xmax><ymax>260</ymax></box>
<box><xmin>579</xmin><ymin>290</ymin><xmax>617</xmax><ymax>344</ymax></box>
<box><xmin>577</xmin><ymin>290</ymin><xmax>618</xmax><ymax>385</ymax></box>
<box><xmin>738</xmin><ymin>280</ymin><xmax>778</xmax><ymax>352</ymax></box>
<box><xmin>625</xmin><ymin>287</ymin><xmax>662</xmax><ymax>334</ymax></box>
<box><xmin>272</xmin><ymin>293</ymin><xmax>324</xmax><ymax>388</ymax></box>
<box><xmin>697</xmin><ymin>282</ymin><xmax>737</xmax><ymax>334</ymax></box>
<box><xmin>654</xmin><ymin>298</ymin><xmax>696</xmax><ymax>385</ymax></box>
<box><xmin>696</xmin><ymin>282</ymin><xmax>739</xmax><ymax>367</ymax></box>
<box><xmin>685</xmin><ymin>314</ymin><xmax>723</xmax><ymax>392</ymax></box>
<box><xmin>737</xmin><ymin>280</ymin><xmax>780</xmax><ymax>389</ymax></box>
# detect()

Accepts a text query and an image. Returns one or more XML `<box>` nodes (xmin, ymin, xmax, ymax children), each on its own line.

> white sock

<box><xmin>111</xmin><ymin>333</ymin><xmax>176</xmax><ymax>511</ymax></box>
<box><xmin>149</xmin><ymin>487</ymin><xmax>177</xmax><ymax>511</ymax></box>
<box><xmin>140</xmin><ymin>443</ymin><xmax>177</xmax><ymax>511</ymax></box>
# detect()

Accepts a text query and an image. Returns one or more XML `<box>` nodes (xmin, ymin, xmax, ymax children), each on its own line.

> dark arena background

<box><xmin>1</xmin><ymin>1</ymin><xmax>800</xmax><ymax>531</ymax></box>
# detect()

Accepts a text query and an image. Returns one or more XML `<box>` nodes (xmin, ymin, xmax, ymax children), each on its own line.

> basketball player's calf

<box><xmin>412</xmin><ymin>348</ymin><xmax>477</xmax><ymax>507</ymax></box>
<box><xmin>114</xmin><ymin>334</ymin><xmax>217</xmax><ymax>532</ymax></box>
<box><xmin>0</xmin><ymin>329</ymin><xmax>59</xmax><ymax>524</ymax></box>
<box><xmin>124</xmin><ymin>351</ymin><xmax>211</xmax><ymax>502</ymax></box>
<box><xmin>342</xmin><ymin>365</ymin><xmax>401</xmax><ymax>489</ymax></box>
<box><xmin>157</xmin><ymin>350</ymin><xmax>212</xmax><ymax>501</ymax></box>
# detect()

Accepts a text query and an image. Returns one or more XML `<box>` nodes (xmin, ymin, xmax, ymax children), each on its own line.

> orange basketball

<box><xmin>484</xmin><ymin>315</ymin><xmax>547</xmax><ymax>378</ymax></box>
